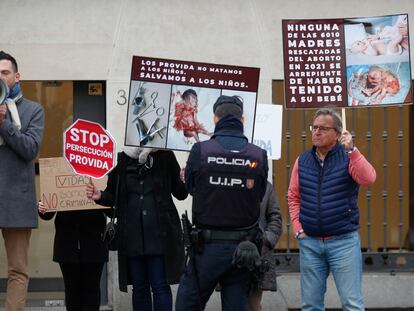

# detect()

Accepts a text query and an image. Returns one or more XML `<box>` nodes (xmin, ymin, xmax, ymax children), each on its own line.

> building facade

<box><xmin>0</xmin><ymin>0</ymin><xmax>413</xmax><ymax>309</ymax></box>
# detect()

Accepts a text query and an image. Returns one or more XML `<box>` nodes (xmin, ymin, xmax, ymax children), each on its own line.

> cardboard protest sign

<box><xmin>283</xmin><ymin>14</ymin><xmax>411</xmax><ymax>108</ymax></box>
<box><xmin>253</xmin><ymin>104</ymin><xmax>283</xmax><ymax>160</ymax></box>
<box><xmin>39</xmin><ymin>157</ymin><xmax>109</xmax><ymax>212</ymax></box>
<box><xmin>125</xmin><ymin>56</ymin><xmax>260</xmax><ymax>151</ymax></box>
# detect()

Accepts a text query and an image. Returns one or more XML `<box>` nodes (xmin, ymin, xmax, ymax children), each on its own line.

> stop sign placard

<box><xmin>63</xmin><ymin>119</ymin><xmax>116</xmax><ymax>179</ymax></box>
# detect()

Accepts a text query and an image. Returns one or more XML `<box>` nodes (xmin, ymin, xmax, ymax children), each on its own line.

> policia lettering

<box><xmin>207</xmin><ymin>156</ymin><xmax>258</xmax><ymax>167</ymax></box>
<box><xmin>207</xmin><ymin>156</ymin><xmax>257</xmax><ymax>189</ymax></box>
<box><xmin>209</xmin><ymin>175</ymin><xmax>255</xmax><ymax>189</ymax></box>
<box><xmin>206</xmin><ymin>155</ymin><xmax>259</xmax><ymax>189</ymax></box>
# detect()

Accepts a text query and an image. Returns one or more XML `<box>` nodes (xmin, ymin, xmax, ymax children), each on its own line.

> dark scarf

<box><xmin>9</xmin><ymin>82</ymin><xmax>23</xmax><ymax>101</ymax></box>
<box><xmin>212</xmin><ymin>114</ymin><xmax>244</xmax><ymax>136</ymax></box>
<box><xmin>212</xmin><ymin>114</ymin><xmax>246</xmax><ymax>140</ymax></box>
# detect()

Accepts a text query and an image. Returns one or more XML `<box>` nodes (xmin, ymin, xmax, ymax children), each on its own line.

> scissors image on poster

<box><xmin>131</xmin><ymin>89</ymin><xmax>167</xmax><ymax>145</ymax></box>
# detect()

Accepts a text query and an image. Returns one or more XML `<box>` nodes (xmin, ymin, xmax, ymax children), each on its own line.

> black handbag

<box><xmin>102</xmin><ymin>221</ymin><xmax>118</xmax><ymax>251</ymax></box>
<box><xmin>102</xmin><ymin>175</ymin><xmax>120</xmax><ymax>251</ymax></box>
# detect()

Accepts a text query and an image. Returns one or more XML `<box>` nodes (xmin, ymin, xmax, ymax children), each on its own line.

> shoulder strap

<box><xmin>110</xmin><ymin>173</ymin><xmax>120</xmax><ymax>223</ymax></box>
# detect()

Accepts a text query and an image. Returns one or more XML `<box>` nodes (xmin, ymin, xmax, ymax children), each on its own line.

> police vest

<box><xmin>192</xmin><ymin>139</ymin><xmax>265</xmax><ymax>229</ymax></box>
<box><xmin>298</xmin><ymin>144</ymin><xmax>360</xmax><ymax>237</ymax></box>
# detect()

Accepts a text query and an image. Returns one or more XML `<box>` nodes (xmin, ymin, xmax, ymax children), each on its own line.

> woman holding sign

<box><xmin>86</xmin><ymin>146</ymin><xmax>188</xmax><ymax>311</ymax></box>
<box><xmin>38</xmin><ymin>202</ymin><xmax>109</xmax><ymax>311</ymax></box>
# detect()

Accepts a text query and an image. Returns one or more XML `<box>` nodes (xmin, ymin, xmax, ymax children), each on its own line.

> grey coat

<box><xmin>0</xmin><ymin>97</ymin><xmax>44</xmax><ymax>228</ymax></box>
<box><xmin>259</xmin><ymin>181</ymin><xmax>283</xmax><ymax>291</ymax></box>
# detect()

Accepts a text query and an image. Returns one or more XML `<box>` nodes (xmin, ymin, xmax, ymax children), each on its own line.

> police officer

<box><xmin>175</xmin><ymin>95</ymin><xmax>268</xmax><ymax>311</ymax></box>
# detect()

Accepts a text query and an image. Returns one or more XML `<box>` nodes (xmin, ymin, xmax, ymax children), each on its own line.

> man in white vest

<box><xmin>0</xmin><ymin>51</ymin><xmax>44</xmax><ymax>311</ymax></box>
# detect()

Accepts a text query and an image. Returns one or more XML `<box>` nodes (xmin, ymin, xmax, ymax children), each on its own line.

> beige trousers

<box><xmin>1</xmin><ymin>228</ymin><xmax>32</xmax><ymax>311</ymax></box>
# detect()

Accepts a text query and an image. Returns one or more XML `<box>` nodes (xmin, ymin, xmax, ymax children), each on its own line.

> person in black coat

<box><xmin>87</xmin><ymin>147</ymin><xmax>188</xmax><ymax>311</ymax></box>
<box><xmin>38</xmin><ymin>204</ymin><xmax>109</xmax><ymax>311</ymax></box>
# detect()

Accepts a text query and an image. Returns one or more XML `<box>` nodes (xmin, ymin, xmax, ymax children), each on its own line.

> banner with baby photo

<box><xmin>282</xmin><ymin>14</ymin><xmax>411</xmax><ymax>108</ymax></box>
<box><xmin>124</xmin><ymin>56</ymin><xmax>260</xmax><ymax>152</ymax></box>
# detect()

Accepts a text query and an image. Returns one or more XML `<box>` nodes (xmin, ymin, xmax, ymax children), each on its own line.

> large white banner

<box><xmin>253</xmin><ymin>104</ymin><xmax>283</xmax><ymax>160</ymax></box>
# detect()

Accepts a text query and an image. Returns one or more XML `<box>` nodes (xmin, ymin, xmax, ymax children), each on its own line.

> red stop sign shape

<box><xmin>63</xmin><ymin>119</ymin><xmax>116</xmax><ymax>179</ymax></box>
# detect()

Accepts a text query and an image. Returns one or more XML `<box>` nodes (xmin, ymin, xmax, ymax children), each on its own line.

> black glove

<box><xmin>232</xmin><ymin>240</ymin><xmax>261</xmax><ymax>271</ymax></box>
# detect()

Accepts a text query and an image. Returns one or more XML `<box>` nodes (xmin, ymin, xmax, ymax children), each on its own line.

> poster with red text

<box><xmin>283</xmin><ymin>14</ymin><xmax>411</xmax><ymax>108</ymax></box>
<box><xmin>125</xmin><ymin>56</ymin><xmax>260</xmax><ymax>151</ymax></box>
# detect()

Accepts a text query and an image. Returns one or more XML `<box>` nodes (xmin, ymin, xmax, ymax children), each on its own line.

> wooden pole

<box><xmin>341</xmin><ymin>108</ymin><xmax>347</xmax><ymax>131</ymax></box>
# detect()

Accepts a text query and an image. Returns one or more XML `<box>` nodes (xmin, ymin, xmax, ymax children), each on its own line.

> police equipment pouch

<box><xmin>181</xmin><ymin>211</ymin><xmax>204</xmax><ymax>253</ymax></box>
<box><xmin>232</xmin><ymin>240</ymin><xmax>262</xmax><ymax>271</ymax></box>
<box><xmin>181</xmin><ymin>211</ymin><xmax>203</xmax><ymax>310</ymax></box>
<box><xmin>190</xmin><ymin>228</ymin><xmax>204</xmax><ymax>253</ymax></box>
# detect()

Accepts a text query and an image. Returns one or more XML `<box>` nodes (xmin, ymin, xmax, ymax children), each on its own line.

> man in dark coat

<box><xmin>0</xmin><ymin>51</ymin><xmax>44</xmax><ymax>310</ymax></box>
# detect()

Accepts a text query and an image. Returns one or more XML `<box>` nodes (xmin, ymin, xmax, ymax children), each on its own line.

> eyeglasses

<box><xmin>310</xmin><ymin>125</ymin><xmax>336</xmax><ymax>132</ymax></box>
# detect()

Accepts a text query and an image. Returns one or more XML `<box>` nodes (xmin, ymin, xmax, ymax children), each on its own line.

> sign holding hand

<box><xmin>86</xmin><ymin>179</ymin><xmax>102</xmax><ymax>201</ymax></box>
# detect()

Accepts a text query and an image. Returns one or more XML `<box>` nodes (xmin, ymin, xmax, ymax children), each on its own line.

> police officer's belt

<box><xmin>201</xmin><ymin>229</ymin><xmax>250</xmax><ymax>241</ymax></box>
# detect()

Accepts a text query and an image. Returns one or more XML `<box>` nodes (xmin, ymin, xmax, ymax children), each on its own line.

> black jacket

<box><xmin>39</xmin><ymin>209</ymin><xmax>109</xmax><ymax>263</ymax></box>
<box><xmin>96</xmin><ymin>150</ymin><xmax>188</xmax><ymax>292</ymax></box>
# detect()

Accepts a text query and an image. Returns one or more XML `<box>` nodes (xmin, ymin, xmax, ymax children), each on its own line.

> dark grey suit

<box><xmin>0</xmin><ymin>97</ymin><xmax>44</xmax><ymax>228</ymax></box>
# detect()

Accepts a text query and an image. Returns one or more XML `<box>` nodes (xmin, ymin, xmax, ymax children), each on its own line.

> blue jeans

<box><xmin>299</xmin><ymin>231</ymin><xmax>364</xmax><ymax>311</ymax></box>
<box><xmin>128</xmin><ymin>255</ymin><xmax>172</xmax><ymax>311</ymax></box>
<box><xmin>176</xmin><ymin>241</ymin><xmax>250</xmax><ymax>311</ymax></box>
